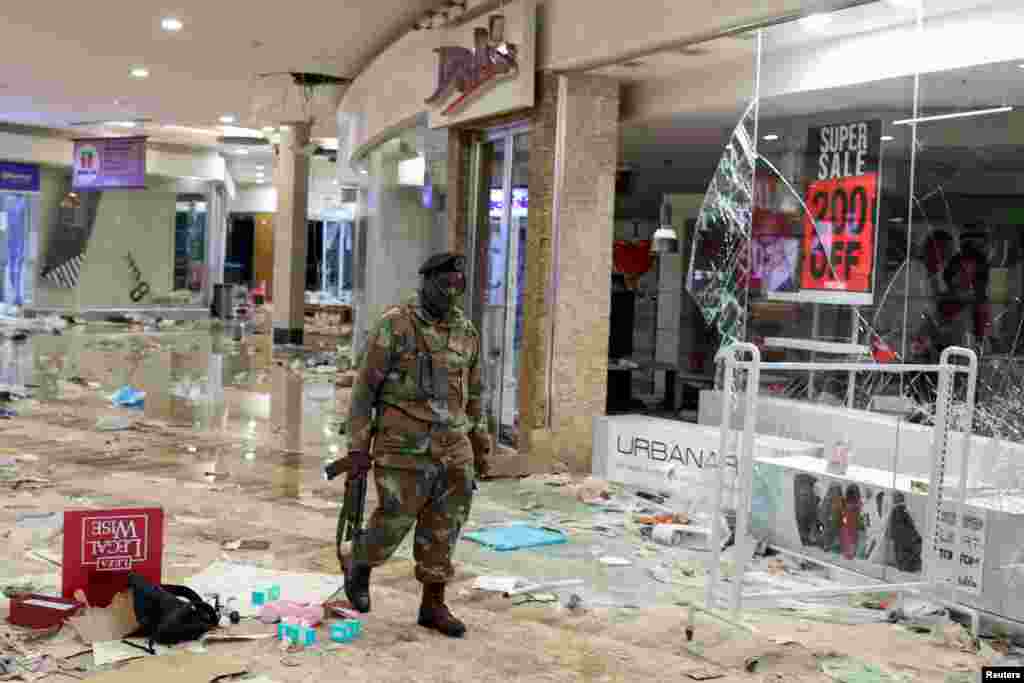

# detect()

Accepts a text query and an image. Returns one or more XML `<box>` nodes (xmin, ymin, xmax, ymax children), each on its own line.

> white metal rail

<box><xmin>707</xmin><ymin>344</ymin><xmax>979</xmax><ymax>623</ymax></box>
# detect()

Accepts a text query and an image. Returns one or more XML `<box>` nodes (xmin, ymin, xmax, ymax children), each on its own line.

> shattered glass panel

<box><xmin>687</xmin><ymin>101</ymin><xmax>757</xmax><ymax>347</ymax></box>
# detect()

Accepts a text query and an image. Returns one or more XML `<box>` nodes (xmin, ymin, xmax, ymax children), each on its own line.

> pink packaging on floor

<box><xmin>258</xmin><ymin>600</ymin><xmax>324</xmax><ymax>626</ymax></box>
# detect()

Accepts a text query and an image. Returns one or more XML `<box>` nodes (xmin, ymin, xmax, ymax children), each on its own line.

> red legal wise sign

<box><xmin>801</xmin><ymin>173</ymin><xmax>878</xmax><ymax>293</ymax></box>
<box><xmin>63</xmin><ymin>508</ymin><xmax>164</xmax><ymax>607</ymax></box>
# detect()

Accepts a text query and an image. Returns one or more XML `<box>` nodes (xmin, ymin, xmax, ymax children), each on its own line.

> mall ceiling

<box><xmin>0</xmin><ymin>0</ymin><xmax>445</xmax><ymax>146</ymax></box>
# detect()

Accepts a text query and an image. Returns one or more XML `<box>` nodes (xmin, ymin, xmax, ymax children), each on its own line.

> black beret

<box><xmin>419</xmin><ymin>252</ymin><xmax>466</xmax><ymax>275</ymax></box>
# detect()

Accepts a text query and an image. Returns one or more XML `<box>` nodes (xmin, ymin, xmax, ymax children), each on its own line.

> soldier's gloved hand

<box><xmin>347</xmin><ymin>450</ymin><xmax>372</xmax><ymax>480</ymax></box>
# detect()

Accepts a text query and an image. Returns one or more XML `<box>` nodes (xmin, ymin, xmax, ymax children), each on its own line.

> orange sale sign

<box><xmin>800</xmin><ymin>173</ymin><xmax>878</xmax><ymax>293</ymax></box>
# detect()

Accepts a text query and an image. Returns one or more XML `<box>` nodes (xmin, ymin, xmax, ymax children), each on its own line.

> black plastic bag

<box><xmin>126</xmin><ymin>572</ymin><xmax>219</xmax><ymax>645</ymax></box>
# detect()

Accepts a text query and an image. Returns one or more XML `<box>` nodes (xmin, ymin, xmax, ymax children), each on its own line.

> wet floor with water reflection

<box><xmin>0</xmin><ymin>320</ymin><xmax>347</xmax><ymax>506</ymax></box>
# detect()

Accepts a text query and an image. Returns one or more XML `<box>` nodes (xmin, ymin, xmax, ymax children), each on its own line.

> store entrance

<box><xmin>471</xmin><ymin>128</ymin><xmax>528</xmax><ymax>449</ymax></box>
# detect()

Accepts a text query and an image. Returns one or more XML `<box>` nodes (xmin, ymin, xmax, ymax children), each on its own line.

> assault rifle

<box><xmin>324</xmin><ymin>446</ymin><xmax>372</xmax><ymax>569</ymax></box>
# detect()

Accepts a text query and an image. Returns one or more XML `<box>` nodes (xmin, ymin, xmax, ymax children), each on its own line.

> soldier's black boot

<box><xmin>343</xmin><ymin>560</ymin><xmax>372</xmax><ymax>613</ymax></box>
<box><xmin>418</xmin><ymin>583</ymin><xmax>466</xmax><ymax>638</ymax></box>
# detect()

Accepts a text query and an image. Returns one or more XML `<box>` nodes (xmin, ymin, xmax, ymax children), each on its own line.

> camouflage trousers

<box><xmin>353</xmin><ymin>458</ymin><xmax>475</xmax><ymax>584</ymax></box>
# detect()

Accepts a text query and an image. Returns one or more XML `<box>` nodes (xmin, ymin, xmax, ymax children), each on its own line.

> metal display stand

<box><xmin>706</xmin><ymin>342</ymin><xmax>979</xmax><ymax>628</ymax></box>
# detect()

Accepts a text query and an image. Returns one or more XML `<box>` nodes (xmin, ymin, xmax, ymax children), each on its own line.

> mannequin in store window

<box><xmin>4</xmin><ymin>195</ymin><xmax>28</xmax><ymax>306</ymax></box>
<box><xmin>913</xmin><ymin>228</ymin><xmax>991</xmax><ymax>358</ymax></box>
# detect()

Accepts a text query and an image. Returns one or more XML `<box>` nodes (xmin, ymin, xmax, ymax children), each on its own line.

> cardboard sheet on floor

<box><xmin>92</xmin><ymin>640</ymin><xmax>172</xmax><ymax>667</ymax></box>
<box><xmin>80</xmin><ymin>653</ymin><xmax>247</xmax><ymax>683</ymax></box>
<box><xmin>66</xmin><ymin>592</ymin><xmax>140</xmax><ymax>644</ymax></box>
<box><xmin>185</xmin><ymin>562</ymin><xmax>341</xmax><ymax>617</ymax></box>
<box><xmin>463</xmin><ymin>524</ymin><xmax>567</xmax><ymax>552</ymax></box>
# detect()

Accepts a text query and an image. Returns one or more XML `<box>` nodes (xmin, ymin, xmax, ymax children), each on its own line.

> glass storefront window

<box><xmin>174</xmin><ymin>199</ymin><xmax>207</xmax><ymax>301</ymax></box>
<box><xmin>472</xmin><ymin>129</ymin><xmax>529</xmax><ymax>447</ymax></box>
<box><xmin>611</xmin><ymin>0</ymin><xmax>1024</xmax><ymax>615</ymax></box>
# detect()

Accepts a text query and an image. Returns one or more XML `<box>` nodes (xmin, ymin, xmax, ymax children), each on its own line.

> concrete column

<box><xmin>204</xmin><ymin>185</ymin><xmax>227</xmax><ymax>307</ymax></box>
<box><xmin>271</xmin><ymin>122</ymin><xmax>312</xmax><ymax>346</ymax></box>
<box><xmin>521</xmin><ymin>72</ymin><xmax>620</xmax><ymax>472</ymax></box>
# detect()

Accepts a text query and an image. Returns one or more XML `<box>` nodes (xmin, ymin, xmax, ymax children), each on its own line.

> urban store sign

<box><xmin>425</xmin><ymin>0</ymin><xmax>536</xmax><ymax>129</ymax></box>
<box><xmin>799</xmin><ymin>120</ymin><xmax>882</xmax><ymax>304</ymax></box>
<box><xmin>72</xmin><ymin>136</ymin><xmax>147</xmax><ymax>191</ymax></box>
<box><xmin>592</xmin><ymin>415</ymin><xmax>822</xmax><ymax>500</ymax></box>
<box><xmin>0</xmin><ymin>162</ymin><xmax>40</xmax><ymax>192</ymax></box>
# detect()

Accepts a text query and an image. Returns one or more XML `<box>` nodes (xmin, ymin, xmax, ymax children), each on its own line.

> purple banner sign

<box><xmin>0</xmin><ymin>162</ymin><xmax>40</xmax><ymax>192</ymax></box>
<box><xmin>72</xmin><ymin>136</ymin><xmax>147</xmax><ymax>190</ymax></box>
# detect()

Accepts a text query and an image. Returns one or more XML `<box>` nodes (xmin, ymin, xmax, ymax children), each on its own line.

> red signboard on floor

<box><xmin>62</xmin><ymin>508</ymin><xmax>164</xmax><ymax>607</ymax></box>
<box><xmin>800</xmin><ymin>173</ymin><xmax>878</xmax><ymax>294</ymax></box>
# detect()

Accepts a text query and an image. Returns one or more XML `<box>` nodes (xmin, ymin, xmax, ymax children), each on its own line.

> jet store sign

<box><xmin>800</xmin><ymin>120</ymin><xmax>882</xmax><ymax>300</ymax></box>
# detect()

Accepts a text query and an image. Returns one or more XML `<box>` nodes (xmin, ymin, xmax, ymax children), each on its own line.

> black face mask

<box><xmin>421</xmin><ymin>271</ymin><xmax>466</xmax><ymax>320</ymax></box>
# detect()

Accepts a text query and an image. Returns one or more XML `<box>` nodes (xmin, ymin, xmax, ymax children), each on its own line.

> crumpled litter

<box><xmin>109</xmin><ymin>386</ymin><xmax>145</xmax><ymax>409</ymax></box>
<box><xmin>574</xmin><ymin>477</ymin><xmax>612</xmax><ymax>503</ymax></box>
<box><xmin>95</xmin><ymin>416</ymin><xmax>134</xmax><ymax>432</ymax></box>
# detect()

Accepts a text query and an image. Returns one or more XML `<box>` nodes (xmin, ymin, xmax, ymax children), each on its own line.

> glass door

<box><xmin>471</xmin><ymin>128</ymin><xmax>528</xmax><ymax>449</ymax></box>
<box><xmin>322</xmin><ymin>220</ymin><xmax>341</xmax><ymax>299</ymax></box>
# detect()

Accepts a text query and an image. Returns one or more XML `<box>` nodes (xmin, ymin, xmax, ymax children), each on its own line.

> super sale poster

<box><xmin>800</xmin><ymin>120</ymin><xmax>882</xmax><ymax>301</ymax></box>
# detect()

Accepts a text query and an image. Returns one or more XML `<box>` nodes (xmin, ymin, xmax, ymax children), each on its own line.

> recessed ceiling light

<box><xmin>799</xmin><ymin>14</ymin><xmax>832</xmax><ymax>32</ymax></box>
<box><xmin>881</xmin><ymin>135</ymin><xmax>895</xmax><ymax>142</ymax></box>
<box><xmin>884</xmin><ymin>0</ymin><xmax>922</xmax><ymax>9</ymax></box>
<box><xmin>161</xmin><ymin>17</ymin><xmax>183</xmax><ymax>32</ymax></box>
<box><xmin>219</xmin><ymin>115</ymin><xmax>237</xmax><ymax>124</ymax></box>
<box><xmin>130</xmin><ymin>67</ymin><xmax>150</xmax><ymax>79</ymax></box>
<box><xmin>762</xmin><ymin>134</ymin><xmax>780</xmax><ymax>141</ymax></box>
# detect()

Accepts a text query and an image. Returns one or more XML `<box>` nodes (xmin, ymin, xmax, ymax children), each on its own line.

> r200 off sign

<box><xmin>801</xmin><ymin>174</ymin><xmax>877</xmax><ymax>294</ymax></box>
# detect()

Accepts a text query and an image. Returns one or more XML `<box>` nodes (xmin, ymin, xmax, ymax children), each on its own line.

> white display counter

<box><xmin>592</xmin><ymin>412</ymin><xmax>1024</xmax><ymax>624</ymax></box>
<box><xmin>752</xmin><ymin>453</ymin><xmax>1024</xmax><ymax>622</ymax></box>
<box><xmin>699</xmin><ymin>390</ymin><xmax>1024</xmax><ymax>487</ymax></box>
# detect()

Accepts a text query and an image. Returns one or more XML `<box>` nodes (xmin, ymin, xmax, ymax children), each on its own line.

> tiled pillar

<box><xmin>271</xmin><ymin>122</ymin><xmax>311</xmax><ymax>346</ymax></box>
<box><xmin>521</xmin><ymin>72</ymin><xmax>620</xmax><ymax>472</ymax></box>
<box><xmin>447</xmin><ymin>129</ymin><xmax>473</xmax><ymax>255</ymax></box>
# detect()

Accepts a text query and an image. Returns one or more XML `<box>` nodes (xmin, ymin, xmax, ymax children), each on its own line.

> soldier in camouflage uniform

<box><xmin>341</xmin><ymin>252</ymin><xmax>491</xmax><ymax>638</ymax></box>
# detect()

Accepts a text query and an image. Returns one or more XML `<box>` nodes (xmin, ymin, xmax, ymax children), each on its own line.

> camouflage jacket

<box><xmin>345</xmin><ymin>297</ymin><xmax>490</xmax><ymax>466</ymax></box>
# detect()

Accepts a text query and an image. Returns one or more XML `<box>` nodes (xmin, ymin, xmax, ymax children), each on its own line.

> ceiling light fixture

<box><xmin>219</xmin><ymin>115</ymin><xmax>237</xmax><ymax>124</ymax></box>
<box><xmin>884</xmin><ymin>0</ymin><xmax>922</xmax><ymax>10</ymax></box>
<box><xmin>130</xmin><ymin>67</ymin><xmax>150</xmax><ymax>79</ymax></box>
<box><xmin>762</xmin><ymin>134</ymin><xmax>780</xmax><ymax>141</ymax></box>
<box><xmin>893</xmin><ymin>106</ymin><xmax>1013</xmax><ymax>126</ymax></box>
<box><xmin>881</xmin><ymin>135</ymin><xmax>895</xmax><ymax>141</ymax></box>
<box><xmin>161</xmin><ymin>17</ymin><xmax>183</xmax><ymax>32</ymax></box>
<box><xmin>799</xmin><ymin>14</ymin><xmax>832</xmax><ymax>32</ymax></box>
<box><xmin>110</xmin><ymin>121</ymin><xmax>138</xmax><ymax>128</ymax></box>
